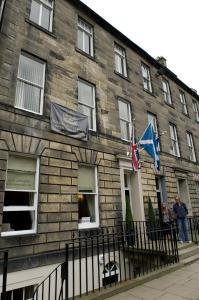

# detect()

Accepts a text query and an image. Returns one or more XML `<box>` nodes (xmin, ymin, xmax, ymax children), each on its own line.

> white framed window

<box><xmin>169</xmin><ymin>123</ymin><xmax>180</xmax><ymax>157</ymax></box>
<box><xmin>78</xmin><ymin>165</ymin><xmax>99</xmax><ymax>229</ymax></box>
<box><xmin>15</xmin><ymin>53</ymin><xmax>46</xmax><ymax>115</ymax></box>
<box><xmin>192</xmin><ymin>100</ymin><xmax>199</xmax><ymax>122</ymax></box>
<box><xmin>0</xmin><ymin>0</ymin><xmax>6</xmax><ymax>26</ymax></box>
<box><xmin>78</xmin><ymin>79</ymin><xmax>96</xmax><ymax>131</ymax></box>
<box><xmin>162</xmin><ymin>79</ymin><xmax>172</xmax><ymax>105</ymax></box>
<box><xmin>195</xmin><ymin>182</ymin><xmax>199</xmax><ymax>199</ymax></box>
<box><xmin>4</xmin><ymin>285</ymin><xmax>36</xmax><ymax>300</ymax></box>
<box><xmin>118</xmin><ymin>99</ymin><xmax>132</xmax><ymax>141</ymax></box>
<box><xmin>114</xmin><ymin>43</ymin><xmax>127</xmax><ymax>77</ymax></box>
<box><xmin>30</xmin><ymin>0</ymin><xmax>54</xmax><ymax>32</ymax></box>
<box><xmin>141</xmin><ymin>63</ymin><xmax>152</xmax><ymax>93</ymax></box>
<box><xmin>187</xmin><ymin>132</ymin><xmax>196</xmax><ymax>162</ymax></box>
<box><xmin>179</xmin><ymin>91</ymin><xmax>188</xmax><ymax>115</ymax></box>
<box><xmin>77</xmin><ymin>18</ymin><xmax>94</xmax><ymax>56</ymax></box>
<box><xmin>1</xmin><ymin>155</ymin><xmax>39</xmax><ymax>237</ymax></box>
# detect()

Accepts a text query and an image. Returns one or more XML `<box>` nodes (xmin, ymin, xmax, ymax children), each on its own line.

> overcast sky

<box><xmin>81</xmin><ymin>0</ymin><xmax>199</xmax><ymax>93</ymax></box>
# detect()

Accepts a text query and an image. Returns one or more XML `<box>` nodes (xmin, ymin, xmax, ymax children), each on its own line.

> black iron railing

<box><xmin>33</xmin><ymin>223</ymin><xmax>179</xmax><ymax>299</ymax></box>
<box><xmin>187</xmin><ymin>216</ymin><xmax>199</xmax><ymax>243</ymax></box>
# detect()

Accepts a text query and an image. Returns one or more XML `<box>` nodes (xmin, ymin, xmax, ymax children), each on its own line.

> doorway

<box><xmin>177</xmin><ymin>178</ymin><xmax>192</xmax><ymax>215</ymax></box>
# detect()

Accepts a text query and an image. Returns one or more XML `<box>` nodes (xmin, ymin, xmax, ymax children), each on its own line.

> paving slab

<box><xmin>127</xmin><ymin>285</ymin><xmax>164</xmax><ymax>300</ymax></box>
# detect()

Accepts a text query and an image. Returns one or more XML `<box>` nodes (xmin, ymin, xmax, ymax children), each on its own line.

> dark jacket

<box><xmin>173</xmin><ymin>202</ymin><xmax>188</xmax><ymax>219</ymax></box>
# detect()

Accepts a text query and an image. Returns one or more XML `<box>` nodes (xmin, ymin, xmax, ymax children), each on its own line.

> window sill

<box><xmin>182</xmin><ymin>112</ymin><xmax>190</xmax><ymax>118</ymax></box>
<box><xmin>75</xmin><ymin>47</ymin><xmax>96</xmax><ymax>62</ymax></box>
<box><xmin>164</xmin><ymin>102</ymin><xmax>175</xmax><ymax>109</ymax></box>
<box><xmin>143</xmin><ymin>88</ymin><xmax>155</xmax><ymax>97</ymax></box>
<box><xmin>1</xmin><ymin>229</ymin><xmax>36</xmax><ymax>237</ymax></box>
<box><xmin>78</xmin><ymin>222</ymin><xmax>99</xmax><ymax>230</ymax></box>
<box><xmin>25</xmin><ymin>19</ymin><xmax>56</xmax><ymax>39</ymax></box>
<box><xmin>114</xmin><ymin>71</ymin><xmax>130</xmax><ymax>82</ymax></box>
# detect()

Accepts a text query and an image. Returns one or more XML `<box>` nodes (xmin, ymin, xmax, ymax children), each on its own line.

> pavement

<box><xmin>107</xmin><ymin>260</ymin><xmax>199</xmax><ymax>300</ymax></box>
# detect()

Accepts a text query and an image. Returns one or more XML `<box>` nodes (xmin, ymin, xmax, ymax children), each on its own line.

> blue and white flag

<box><xmin>139</xmin><ymin>123</ymin><xmax>160</xmax><ymax>171</ymax></box>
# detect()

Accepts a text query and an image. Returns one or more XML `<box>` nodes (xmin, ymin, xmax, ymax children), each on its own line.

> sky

<box><xmin>81</xmin><ymin>0</ymin><xmax>199</xmax><ymax>93</ymax></box>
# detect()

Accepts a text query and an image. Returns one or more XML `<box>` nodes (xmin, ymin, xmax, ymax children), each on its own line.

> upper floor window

<box><xmin>192</xmin><ymin>100</ymin><xmax>199</xmax><ymax>122</ymax></box>
<box><xmin>169</xmin><ymin>123</ymin><xmax>180</xmax><ymax>157</ymax></box>
<box><xmin>77</xmin><ymin>18</ymin><xmax>93</xmax><ymax>56</ymax></box>
<box><xmin>179</xmin><ymin>91</ymin><xmax>188</xmax><ymax>115</ymax></box>
<box><xmin>162</xmin><ymin>79</ymin><xmax>172</xmax><ymax>105</ymax></box>
<box><xmin>0</xmin><ymin>0</ymin><xmax>6</xmax><ymax>28</ymax></box>
<box><xmin>148</xmin><ymin>112</ymin><xmax>160</xmax><ymax>151</ymax></box>
<box><xmin>114</xmin><ymin>43</ymin><xmax>127</xmax><ymax>77</ymax></box>
<box><xmin>30</xmin><ymin>0</ymin><xmax>54</xmax><ymax>32</ymax></box>
<box><xmin>195</xmin><ymin>182</ymin><xmax>199</xmax><ymax>199</ymax></box>
<box><xmin>15</xmin><ymin>53</ymin><xmax>46</xmax><ymax>115</ymax></box>
<box><xmin>118</xmin><ymin>99</ymin><xmax>131</xmax><ymax>141</ymax></box>
<box><xmin>78</xmin><ymin>79</ymin><xmax>96</xmax><ymax>131</ymax></box>
<box><xmin>2</xmin><ymin>155</ymin><xmax>39</xmax><ymax>237</ymax></box>
<box><xmin>141</xmin><ymin>63</ymin><xmax>152</xmax><ymax>93</ymax></box>
<box><xmin>187</xmin><ymin>132</ymin><xmax>196</xmax><ymax>162</ymax></box>
<box><xmin>78</xmin><ymin>165</ymin><xmax>99</xmax><ymax>229</ymax></box>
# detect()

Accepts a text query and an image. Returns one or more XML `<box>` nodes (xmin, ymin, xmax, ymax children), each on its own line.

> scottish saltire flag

<box><xmin>139</xmin><ymin>123</ymin><xmax>160</xmax><ymax>171</ymax></box>
<box><xmin>131</xmin><ymin>125</ymin><xmax>140</xmax><ymax>171</ymax></box>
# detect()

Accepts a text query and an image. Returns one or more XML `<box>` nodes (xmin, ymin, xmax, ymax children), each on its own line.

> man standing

<box><xmin>173</xmin><ymin>196</ymin><xmax>191</xmax><ymax>243</ymax></box>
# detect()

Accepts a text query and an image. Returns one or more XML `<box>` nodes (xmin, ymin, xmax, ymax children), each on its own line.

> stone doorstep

<box><xmin>80</xmin><ymin>256</ymin><xmax>199</xmax><ymax>300</ymax></box>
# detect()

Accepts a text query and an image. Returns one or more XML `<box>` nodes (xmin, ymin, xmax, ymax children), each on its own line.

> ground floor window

<box><xmin>78</xmin><ymin>165</ymin><xmax>99</xmax><ymax>229</ymax></box>
<box><xmin>1</xmin><ymin>155</ymin><xmax>39</xmax><ymax>236</ymax></box>
<box><xmin>4</xmin><ymin>285</ymin><xmax>35</xmax><ymax>300</ymax></box>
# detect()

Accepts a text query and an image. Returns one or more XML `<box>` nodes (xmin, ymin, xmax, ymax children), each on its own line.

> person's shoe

<box><xmin>178</xmin><ymin>240</ymin><xmax>183</xmax><ymax>244</ymax></box>
<box><xmin>186</xmin><ymin>241</ymin><xmax>192</xmax><ymax>243</ymax></box>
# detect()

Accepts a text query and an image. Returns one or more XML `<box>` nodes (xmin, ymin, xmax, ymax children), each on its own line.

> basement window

<box><xmin>1</xmin><ymin>155</ymin><xmax>39</xmax><ymax>237</ymax></box>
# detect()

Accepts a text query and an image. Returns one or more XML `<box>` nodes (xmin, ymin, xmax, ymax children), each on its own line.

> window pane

<box><xmin>120</xmin><ymin>120</ymin><xmax>128</xmax><ymax>140</ymax></box>
<box><xmin>30</xmin><ymin>0</ymin><xmax>40</xmax><ymax>24</ymax></box>
<box><xmin>8</xmin><ymin>155</ymin><xmax>36</xmax><ymax>172</ymax></box>
<box><xmin>25</xmin><ymin>285</ymin><xmax>35</xmax><ymax>299</ymax></box>
<box><xmin>77</xmin><ymin>30</ymin><xmax>83</xmax><ymax>50</ymax></box>
<box><xmin>78</xmin><ymin>81</ymin><xmax>94</xmax><ymax>106</ymax></box>
<box><xmin>16</xmin><ymin>81</ymin><xmax>41</xmax><ymax>113</ymax></box>
<box><xmin>78</xmin><ymin>194</ymin><xmax>95</xmax><ymax>223</ymax></box>
<box><xmin>118</xmin><ymin>101</ymin><xmax>128</xmax><ymax>120</ymax></box>
<box><xmin>78</xmin><ymin>166</ymin><xmax>95</xmax><ymax>192</ymax></box>
<box><xmin>4</xmin><ymin>191</ymin><xmax>34</xmax><ymax>206</ymax></box>
<box><xmin>78</xmin><ymin>104</ymin><xmax>92</xmax><ymax>129</ymax></box>
<box><xmin>41</xmin><ymin>5</ymin><xmax>51</xmax><ymax>30</ymax></box>
<box><xmin>18</xmin><ymin>55</ymin><xmax>44</xmax><ymax>87</ymax></box>
<box><xmin>84</xmin><ymin>33</ymin><xmax>90</xmax><ymax>54</ymax></box>
<box><xmin>2</xmin><ymin>210</ymin><xmax>34</xmax><ymax>231</ymax></box>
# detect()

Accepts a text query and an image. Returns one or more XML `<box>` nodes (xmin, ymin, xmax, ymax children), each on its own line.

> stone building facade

<box><xmin>0</xmin><ymin>0</ymin><xmax>199</xmax><ymax>294</ymax></box>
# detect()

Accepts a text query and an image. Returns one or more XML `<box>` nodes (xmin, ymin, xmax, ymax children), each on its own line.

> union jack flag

<box><xmin>131</xmin><ymin>125</ymin><xmax>140</xmax><ymax>171</ymax></box>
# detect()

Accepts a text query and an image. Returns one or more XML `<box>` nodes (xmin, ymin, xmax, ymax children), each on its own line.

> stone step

<box><xmin>179</xmin><ymin>245</ymin><xmax>199</xmax><ymax>260</ymax></box>
<box><xmin>181</xmin><ymin>252</ymin><xmax>199</xmax><ymax>265</ymax></box>
<box><xmin>178</xmin><ymin>242</ymin><xmax>194</xmax><ymax>250</ymax></box>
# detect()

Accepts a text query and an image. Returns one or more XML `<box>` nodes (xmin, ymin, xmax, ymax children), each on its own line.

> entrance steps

<box><xmin>178</xmin><ymin>242</ymin><xmax>199</xmax><ymax>264</ymax></box>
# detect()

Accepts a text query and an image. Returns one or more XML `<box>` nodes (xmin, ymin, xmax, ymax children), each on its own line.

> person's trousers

<box><xmin>177</xmin><ymin>218</ymin><xmax>189</xmax><ymax>241</ymax></box>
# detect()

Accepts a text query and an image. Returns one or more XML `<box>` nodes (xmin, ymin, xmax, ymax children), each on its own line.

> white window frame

<box><xmin>192</xmin><ymin>100</ymin><xmax>199</xmax><ymax>122</ymax></box>
<box><xmin>187</xmin><ymin>132</ymin><xmax>196</xmax><ymax>162</ymax></box>
<box><xmin>169</xmin><ymin>123</ymin><xmax>180</xmax><ymax>157</ymax></box>
<box><xmin>30</xmin><ymin>0</ymin><xmax>54</xmax><ymax>32</ymax></box>
<box><xmin>0</xmin><ymin>0</ymin><xmax>6</xmax><ymax>25</ymax></box>
<box><xmin>15</xmin><ymin>53</ymin><xmax>46</xmax><ymax>115</ymax></box>
<box><xmin>141</xmin><ymin>63</ymin><xmax>152</xmax><ymax>93</ymax></box>
<box><xmin>118</xmin><ymin>98</ymin><xmax>132</xmax><ymax>141</ymax></box>
<box><xmin>114</xmin><ymin>43</ymin><xmax>127</xmax><ymax>77</ymax></box>
<box><xmin>78</xmin><ymin>166</ymin><xmax>99</xmax><ymax>230</ymax></box>
<box><xmin>162</xmin><ymin>79</ymin><xmax>172</xmax><ymax>105</ymax></box>
<box><xmin>1</xmin><ymin>155</ymin><xmax>40</xmax><ymax>237</ymax></box>
<box><xmin>147</xmin><ymin>112</ymin><xmax>158</xmax><ymax>136</ymax></box>
<box><xmin>179</xmin><ymin>91</ymin><xmax>188</xmax><ymax>115</ymax></box>
<box><xmin>78</xmin><ymin>79</ymin><xmax>96</xmax><ymax>131</ymax></box>
<box><xmin>77</xmin><ymin>17</ymin><xmax>94</xmax><ymax>56</ymax></box>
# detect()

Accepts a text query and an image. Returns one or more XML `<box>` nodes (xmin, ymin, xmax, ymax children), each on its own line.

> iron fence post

<box><xmin>65</xmin><ymin>244</ymin><xmax>69</xmax><ymax>300</ymax></box>
<box><xmin>1</xmin><ymin>251</ymin><xmax>8</xmax><ymax>300</ymax></box>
